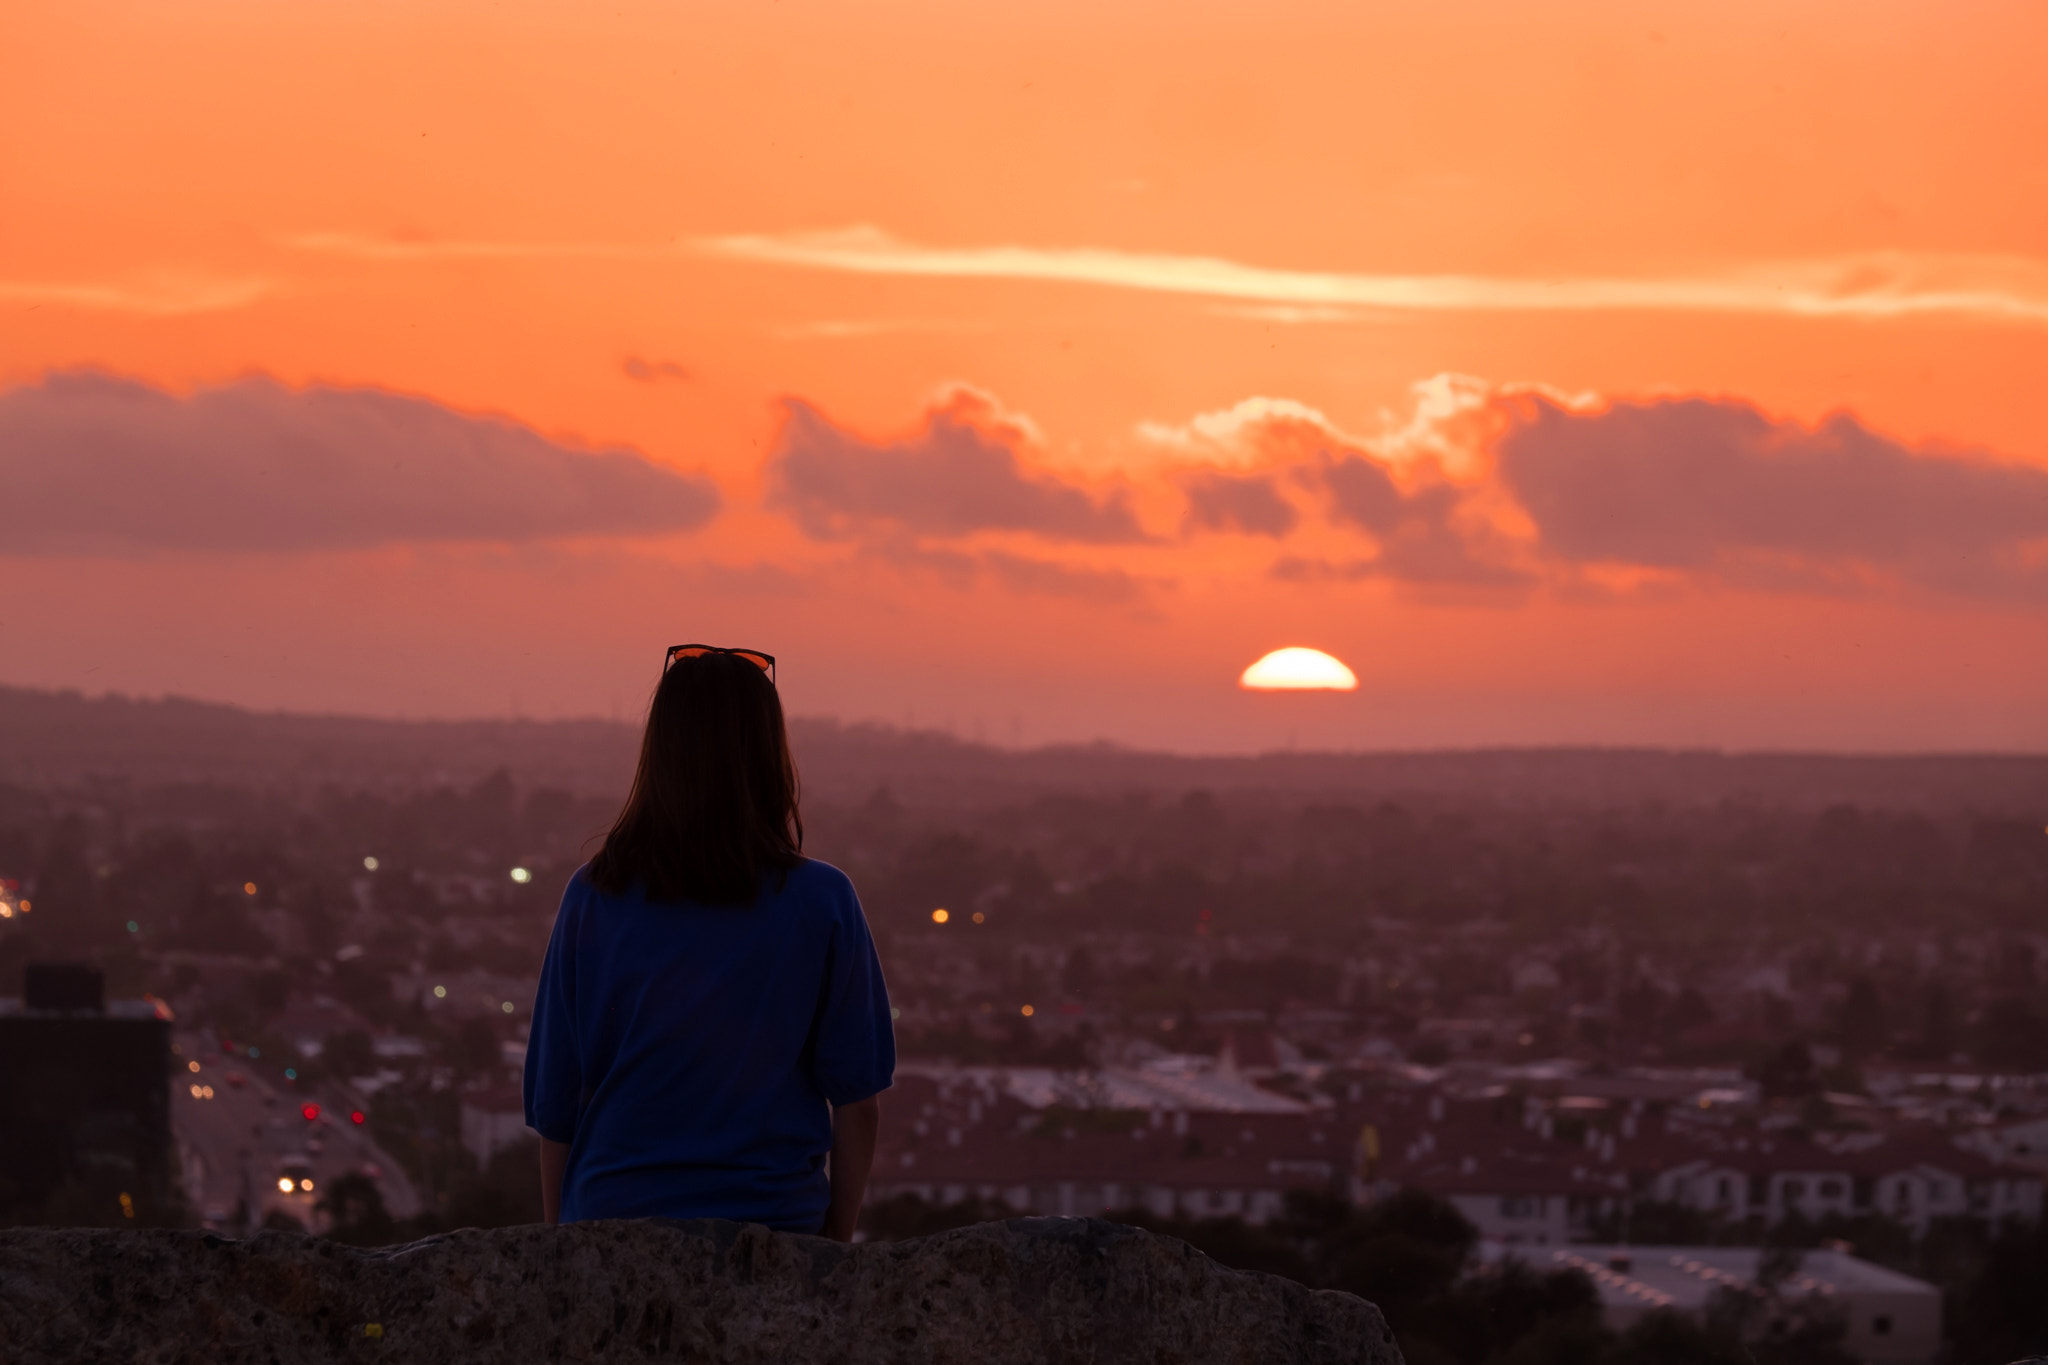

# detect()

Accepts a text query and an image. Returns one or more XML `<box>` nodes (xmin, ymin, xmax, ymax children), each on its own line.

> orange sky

<box><xmin>3</xmin><ymin>0</ymin><xmax>2045</xmax><ymax>751</ymax></box>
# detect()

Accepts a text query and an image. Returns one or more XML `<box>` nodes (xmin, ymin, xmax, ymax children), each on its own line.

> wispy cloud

<box><xmin>700</xmin><ymin>227</ymin><xmax>2048</xmax><ymax>326</ymax></box>
<box><xmin>279</xmin><ymin>232</ymin><xmax>654</xmax><ymax>262</ymax></box>
<box><xmin>0</xmin><ymin>274</ymin><xmax>268</xmax><ymax>315</ymax></box>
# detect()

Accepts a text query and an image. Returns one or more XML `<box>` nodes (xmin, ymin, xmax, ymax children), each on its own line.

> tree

<box><xmin>1605</xmin><ymin>1309</ymin><xmax>1751</xmax><ymax>1365</ymax></box>
<box><xmin>323</xmin><ymin>1028</ymin><xmax>377</xmax><ymax>1081</ymax></box>
<box><xmin>448</xmin><ymin>1017</ymin><xmax>504</xmax><ymax>1078</ymax></box>
<box><xmin>316</xmin><ymin>1172</ymin><xmax>396</xmax><ymax>1246</ymax></box>
<box><xmin>1756</xmin><ymin>1040</ymin><xmax>1816</xmax><ymax>1099</ymax></box>
<box><xmin>1949</xmin><ymin>1217</ymin><xmax>2048</xmax><ymax>1364</ymax></box>
<box><xmin>1838</xmin><ymin>977</ymin><xmax>1886</xmax><ymax>1059</ymax></box>
<box><xmin>441</xmin><ymin>1138</ymin><xmax>543</xmax><ymax>1229</ymax></box>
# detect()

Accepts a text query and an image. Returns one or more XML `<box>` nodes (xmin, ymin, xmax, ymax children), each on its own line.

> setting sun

<box><xmin>1239</xmin><ymin>648</ymin><xmax>1359</xmax><ymax>692</ymax></box>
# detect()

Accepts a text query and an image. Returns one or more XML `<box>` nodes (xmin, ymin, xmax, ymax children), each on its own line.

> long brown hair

<box><xmin>588</xmin><ymin>651</ymin><xmax>803</xmax><ymax>904</ymax></box>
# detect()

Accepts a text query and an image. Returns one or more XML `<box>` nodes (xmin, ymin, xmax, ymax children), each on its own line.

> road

<box><xmin>171</xmin><ymin>1031</ymin><xmax>422</xmax><ymax>1234</ymax></box>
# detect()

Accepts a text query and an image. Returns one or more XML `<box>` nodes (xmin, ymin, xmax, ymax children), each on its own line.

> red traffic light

<box><xmin>301</xmin><ymin>1103</ymin><xmax>320</xmax><ymax>1122</ymax></box>
<box><xmin>350</xmin><ymin>1110</ymin><xmax>366</xmax><ymax>1125</ymax></box>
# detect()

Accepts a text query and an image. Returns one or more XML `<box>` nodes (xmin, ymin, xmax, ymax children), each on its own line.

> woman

<box><xmin>523</xmin><ymin>645</ymin><xmax>894</xmax><ymax>1239</ymax></box>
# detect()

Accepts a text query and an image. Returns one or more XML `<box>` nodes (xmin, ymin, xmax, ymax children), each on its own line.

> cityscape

<box><xmin>1</xmin><ymin>687</ymin><xmax>2043</xmax><ymax>1361</ymax></box>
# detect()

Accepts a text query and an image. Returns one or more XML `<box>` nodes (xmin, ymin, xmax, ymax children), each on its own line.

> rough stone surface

<box><xmin>0</xmin><ymin>1216</ymin><xmax>1404</xmax><ymax>1365</ymax></box>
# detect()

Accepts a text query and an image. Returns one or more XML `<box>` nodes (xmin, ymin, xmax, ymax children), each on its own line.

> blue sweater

<box><xmin>523</xmin><ymin>858</ymin><xmax>895</xmax><ymax>1230</ymax></box>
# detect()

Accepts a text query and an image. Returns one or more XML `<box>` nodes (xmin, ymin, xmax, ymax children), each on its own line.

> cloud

<box><xmin>765</xmin><ymin>388</ymin><xmax>1145</xmax><ymax>544</ymax></box>
<box><xmin>1145</xmin><ymin>390</ymin><xmax>1524</xmax><ymax>583</ymax></box>
<box><xmin>0</xmin><ymin>371</ymin><xmax>721</xmax><ymax>555</ymax></box>
<box><xmin>858</xmin><ymin>541</ymin><xmax>1154</xmax><ymax>604</ymax></box>
<box><xmin>279</xmin><ymin>232</ymin><xmax>652</xmax><ymax>263</ymax></box>
<box><xmin>0</xmin><ymin>274</ymin><xmax>268</xmax><ymax>315</ymax></box>
<box><xmin>1181</xmin><ymin>470</ymin><xmax>1297</xmax><ymax>537</ymax></box>
<box><xmin>1270</xmin><ymin>545</ymin><xmax>1529</xmax><ymax>589</ymax></box>
<box><xmin>1496</xmin><ymin>395</ymin><xmax>2048</xmax><ymax>599</ymax></box>
<box><xmin>702</xmin><ymin>226</ymin><xmax>2048</xmax><ymax>326</ymax></box>
<box><xmin>622</xmin><ymin>356</ymin><xmax>690</xmax><ymax>383</ymax></box>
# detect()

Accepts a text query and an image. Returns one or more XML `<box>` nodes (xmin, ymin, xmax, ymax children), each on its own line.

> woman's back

<box><xmin>523</xmin><ymin>857</ymin><xmax>893</xmax><ymax>1231</ymax></box>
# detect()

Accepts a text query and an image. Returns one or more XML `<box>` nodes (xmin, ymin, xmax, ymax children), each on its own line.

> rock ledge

<box><xmin>0</xmin><ymin>1216</ymin><xmax>1403</xmax><ymax>1364</ymax></box>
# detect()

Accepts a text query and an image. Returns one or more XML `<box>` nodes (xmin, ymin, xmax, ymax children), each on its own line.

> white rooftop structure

<box><xmin>1486</xmin><ymin>1243</ymin><xmax>1939</xmax><ymax>1365</ymax></box>
<box><xmin>894</xmin><ymin>1060</ymin><xmax>1310</xmax><ymax>1114</ymax></box>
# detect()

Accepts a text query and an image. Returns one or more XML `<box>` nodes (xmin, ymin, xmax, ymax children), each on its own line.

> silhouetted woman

<box><xmin>524</xmin><ymin>646</ymin><xmax>893</xmax><ymax>1239</ymax></box>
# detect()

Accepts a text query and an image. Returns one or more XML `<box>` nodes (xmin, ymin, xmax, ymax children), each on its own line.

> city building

<box><xmin>1493</xmin><ymin>1244</ymin><xmax>1941</xmax><ymax>1365</ymax></box>
<box><xmin>0</xmin><ymin>963</ymin><xmax>174</xmax><ymax>1222</ymax></box>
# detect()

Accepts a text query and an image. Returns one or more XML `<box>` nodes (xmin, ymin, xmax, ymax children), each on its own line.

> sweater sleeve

<box><xmin>523</xmin><ymin>876</ymin><xmax>585</xmax><ymax>1143</ymax></box>
<box><xmin>807</xmin><ymin>877</ymin><xmax>896</xmax><ymax>1107</ymax></box>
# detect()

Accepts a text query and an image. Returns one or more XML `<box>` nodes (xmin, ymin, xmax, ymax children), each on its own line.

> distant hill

<box><xmin>1</xmin><ymin>684</ymin><xmax>2044</xmax><ymax>812</ymax></box>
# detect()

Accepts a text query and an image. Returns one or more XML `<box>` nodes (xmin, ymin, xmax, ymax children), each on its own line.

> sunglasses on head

<box><xmin>665</xmin><ymin>644</ymin><xmax>776</xmax><ymax>683</ymax></box>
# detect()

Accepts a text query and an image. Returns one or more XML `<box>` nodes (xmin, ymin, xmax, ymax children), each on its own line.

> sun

<box><xmin>1239</xmin><ymin>647</ymin><xmax>1359</xmax><ymax>691</ymax></box>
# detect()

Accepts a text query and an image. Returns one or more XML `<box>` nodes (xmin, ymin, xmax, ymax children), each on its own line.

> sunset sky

<box><xmin>4</xmin><ymin>0</ymin><xmax>2045</xmax><ymax>752</ymax></box>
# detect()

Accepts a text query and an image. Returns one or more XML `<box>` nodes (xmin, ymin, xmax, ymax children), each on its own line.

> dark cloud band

<box><xmin>1498</xmin><ymin>396</ymin><xmax>2048</xmax><ymax>598</ymax></box>
<box><xmin>0</xmin><ymin>372</ymin><xmax>721</xmax><ymax>554</ymax></box>
<box><xmin>766</xmin><ymin>393</ymin><xmax>1144</xmax><ymax>544</ymax></box>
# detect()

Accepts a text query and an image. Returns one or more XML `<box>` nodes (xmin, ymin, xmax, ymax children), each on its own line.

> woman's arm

<box><xmin>539</xmin><ymin>1137</ymin><xmax>571</xmax><ymax>1226</ymax></box>
<box><xmin>819</xmin><ymin>1094</ymin><xmax>881</xmax><ymax>1242</ymax></box>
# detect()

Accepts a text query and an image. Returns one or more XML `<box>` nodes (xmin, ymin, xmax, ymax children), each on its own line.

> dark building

<box><xmin>0</xmin><ymin>963</ymin><xmax>174</xmax><ymax>1223</ymax></box>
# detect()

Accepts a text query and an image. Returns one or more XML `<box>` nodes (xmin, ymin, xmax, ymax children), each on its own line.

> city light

<box><xmin>190</xmin><ymin>1084</ymin><xmax>203</xmax><ymax>1098</ymax></box>
<box><xmin>187</xmin><ymin>1060</ymin><xmax>200</xmax><ymax>1073</ymax></box>
<box><xmin>931</xmin><ymin>908</ymin><xmax>949</xmax><ymax>924</ymax></box>
<box><xmin>509</xmin><ymin>867</ymin><xmax>532</xmax><ymax>884</ymax></box>
<box><xmin>301</xmin><ymin>1103</ymin><xmax>320</xmax><ymax>1122</ymax></box>
<box><xmin>500</xmin><ymin>1001</ymin><xmax>514</xmax><ymax>1013</ymax></box>
<box><xmin>362</xmin><ymin>856</ymin><xmax>379</xmax><ymax>871</ymax></box>
<box><xmin>284</xmin><ymin>1068</ymin><xmax>297</xmax><ymax>1081</ymax></box>
<box><xmin>278</xmin><ymin>1177</ymin><xmax>294</xmax><ymax>1193</ymax></box>
<box><xmin>300</xmin><ymin>1179</ymin><xmax>315</xmax><ymax>1192</ymax></box>
<box><xmin>118</xmin><ymin>1192</ymin><xmax>134</xmax><ymax>1220</ymax></box>
<box><xmin>433</xmin><ymin>985</ymin><xmax>446</xmax><ymax>998</ymax></box>
<box><xmin>1021</xmin><ymin>1004</ymin><xmax>1035</xmax><ymax>1017</ymax></box>
<box><xmin>17</xmin><ymin>899</ymin><xmax>27</xmax><ymax>912</ymax></box>
<box><xmin>243</xmin><ymin>882</ymin><xmax>257</xmax><ymax>895</ymax></box>
<box><xmin>972</xmin><ymin>912</ymin><xmax>985</xmax><ymax>924</ymax></box>
<box><xmin>126</xmin><ymin>921</ymin><xmax>138</xmax><ymax>933</ymax></box>
<box><xmin>350</xmin><ymin>1111</ymin><xmax>365</xmax><ymax>1125</ymax></box>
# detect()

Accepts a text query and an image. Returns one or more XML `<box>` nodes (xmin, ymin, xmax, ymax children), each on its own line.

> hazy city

<box><xmin>7</xmin><ymin>1</ymin><xmax>2048</xmax><ymax>1360</ymax></box>
<box><xmin>1</xmin><ymin>685</ymin><xmax>2043</xmax><ymax>1362</ymax></box>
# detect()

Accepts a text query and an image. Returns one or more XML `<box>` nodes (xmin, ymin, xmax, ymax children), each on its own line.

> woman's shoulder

<box><xmin>770</xmin><ymin>858</ymin><xmax>869</xmax><ymax>923</ymax></box>
<box><xmin>780</xmin><ymin>857</ymin><xmax>858</xmax><ymax>902</ymax></box>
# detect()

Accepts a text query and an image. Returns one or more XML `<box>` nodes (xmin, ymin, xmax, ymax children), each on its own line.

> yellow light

<box><xmin>1021</xmin><ymin>1004</ymin><xmax>1035</xmax><ymax>1017</ymax></box>
<box><xmin>501</xmin><ymin>1001</ymin><xmax>514</xmax><ymax>1013</ymax></box>
<box><xmin>510</xmin><ymin>867</ymin><xmax>533</xmax><ymax>884</ymax></box>
<box><xmin>190</xmin><ymin>1084</ymin><xmax>203</xmax><ymax>1098</ymax></box>
<box><xmin>300</xmin><ymin>1178</ymin><xmax>314</xmax><ymax>1192</ymax></box>
<box><xmin>188</xmin><ymin>1060</ymin><xmax>201</xmax><ymax>1073</ymax></box>
<box><xmin>278</xmin><ymin>1177</ymin><xmax>295</xmax><ymax>1193</ymax></box>
<box><xmin>1239</xmin><ymin>646</ymin><xmax>1359</xmax><ymax>691</ymax></box>
<box><xmin>16</xmin><ymin>899</ymin><xmax>27</xmax><ymax>912</ymax></box>
<box><xmin>362</xmin><ymin>856</ymin><xmax>379</xmax><ymax>871</ymax></box>
<box><xmin>243</xmin><ymin>882</ymin><xmax>257</xmax><ymax>895</ymax></box>
<box><xmin>931</xmin><ymin>908</ymin><xmax>949</xmax><ymax>924</ymax></box>
<box><xmin>433</xmin><ymin>985</ymin><xmax>447</xmax><ymax>998</ymax></box>
<box><xmin>972</xmin><ymin>912</ymin><xmax>985</xmax><ymax>924</ymax></box>
<box><xmin>202</xmin><ymin>1086</ymin><xmax>215</xmax><ymax>1099</ymax></box>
